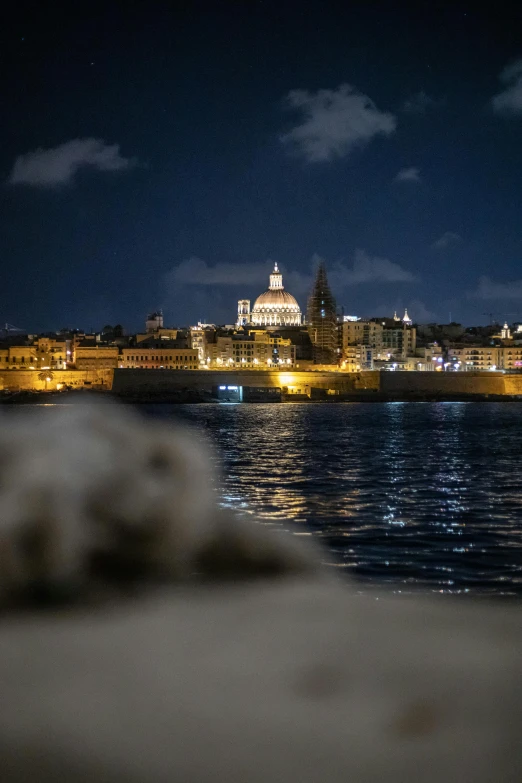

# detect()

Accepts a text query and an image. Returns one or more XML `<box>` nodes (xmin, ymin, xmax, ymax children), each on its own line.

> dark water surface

<box><xmin>149</xmin><ymin>402</ymin><xmax>522</xmax><ymax>597</ymax></box>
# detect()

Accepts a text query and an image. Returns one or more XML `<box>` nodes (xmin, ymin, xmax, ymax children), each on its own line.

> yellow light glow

<box><xmin>278</xmin><ymin>373</ymin><xmax>297</xmax><ymax>385</ymax></box>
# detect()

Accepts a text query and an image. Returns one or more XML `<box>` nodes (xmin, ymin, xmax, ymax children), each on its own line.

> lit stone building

<box><xmin>448</xmin><ymin>345</ymin><xmax>522</xmax><ymax>372</ymax></box>
<box><xmin>205</xmin><ymin>331</ymin><xmax>295</xmax><ymax>368</ymax></box>
<box><xmin>120</xmin><ymin>348</ymin><xmax>199</xmax><ymax>369</ymax></box>
<box><xmin>190</xmin><ymin>324</ymin><xmax>216</xmax><ymax>365</ymax></box>
<box><xmin>340</xmin><ymin>320</ymin><xmax>384</xmax><ymax>355</ymax></box>
<box><xmin>500</xmin><ymin>346</ymin><xmax>522</xmax><ymax>370</ymax></box>
<box><xmin>381</xmin><ymin>324</ymin><xmax>416</xmax><ymax>360</ymax></box>
<box><xmin>74</xmin><ymin>345</ymin><xmax>119</xmax><ymax>369</ymax></box>
<box><xmin>0</xmin><ymin>346</ymin><xmax>35</xmax><ymax>370</ymax></box>
<box><xmin>341</xmin><ymin>345</ymin><xmax>374</xmax><ymax>371</ymax></box>
<box><xmin>447</xmin><ymin>346</ymin><xmax>500</xmax><ymax>370</ymax></box>
<box><xmin>247</xmin><ymin>263</ymin><xmax>302</xmax><ymax>327</ymax></box>
<box><xmin>339</xmin><ymin>317</ymin><xmax>416</xmax><ymax>364</ymax></box>
<box><xmin>34</xmin><ymin>337</ymin><xmax>68</xmax><ymax>369</ymax></box>
<box><xmin>0</xmin><ymin>338</ymin><xmax>68</xmax><ymax>370</ymax></box>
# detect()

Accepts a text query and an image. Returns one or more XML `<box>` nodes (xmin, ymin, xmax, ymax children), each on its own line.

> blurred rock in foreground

<box><xmin>0</xmin><ymin>402</ymin><xmax>520</xmax><ymax>781</ymax></box>
<box><xmin>1</xmin><ymin>581</ymin><xmax>521</xmax><ymax>782</ymax></box>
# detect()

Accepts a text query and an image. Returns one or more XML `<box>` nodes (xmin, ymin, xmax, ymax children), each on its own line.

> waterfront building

<box><xmin>379</xmin><ymin>319</ymin><xmax>416</xmax><ymax>360</ymax></box>
<box><xmin>499</xmin><ymin>346</ymin><xmax>522</xmax><ymax>370</ymax></box>
<box><xmin>205</xmin><ymin>330</ymin><xmax>296</xmax><ymax>368</ymax></box>
<box><xmin>307</xmin><ymin>262</ymin><xmax>337</xmax><ymax>364</ymax></box>
<box><xmin>340</xmin><ymin>320</ymin><xmax>384</xmax><ymax>356</ymax></box>
<box><xmin>74</xmin><ymin>345</ymin><xmax>119</xmax><ymax>370</ymax></box>
<box><xmin>190</xmin><ymin>324</ymin><xmax>216</xmax><ymax>365</ymax></box>
<box><xmin>447</xmin><ymin>346</ymin><xmax>500</xmax><ymax>371</ymax></box>
<box><xmin>247</xmin><ymin>263</ymin><xmax>302</xmax><ymax>327</ymax></box>
<box><xmin>0</xmin><ymin>345</ymin><xmax>35</xmax><ymax>369</ymax></box>
<box><xmin>120</xmin><ymin>348</ymin><xmax>199</xmax><ymax>369</ymax></box>
<box><xmin>341</xmin><ymin>345</ymin><xmax>374</xmax><ymax>371</ymax></box>
<box><xmin>0</xmin><ymin>338</ymin><xmax>68</xmax><ymax>370</ymax></box>
<box><xmin>339</xmin><ymin>314</ymin><xmax>416</xmax><ymax>363</ymax></box>
<box><xmin>413</xmin><ymin>343</ymin><xmax>444</xmax><ymax>371</ymax></box>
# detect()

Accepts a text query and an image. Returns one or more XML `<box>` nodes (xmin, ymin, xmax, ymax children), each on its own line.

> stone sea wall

<box><xmin>112</xmin><ymin>368</ymin><xmax>521</xmax><ymax>398</ymax></box>
<box><xmin>0</xmin><ymin>369</ymin><xmax>114</xmax><ymax>392</ymax></box>
<box><xmin>3</xmin><ymin>367</ymin><xmax>522</xmax><ymax>398</ymax></box>
<box><xmin>379</xmin><ymin>370</ymin><xmax>510</xmax><ymax>397</ymax></box>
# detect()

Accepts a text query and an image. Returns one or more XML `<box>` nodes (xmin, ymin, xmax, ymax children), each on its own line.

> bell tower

<box><xmin>237</xmin><ymin>299</ymin><xmax>250</xmax><ymax>327</ymax></box>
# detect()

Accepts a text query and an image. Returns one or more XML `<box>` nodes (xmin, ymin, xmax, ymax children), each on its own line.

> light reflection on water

<box><xmin>159</xmin><ymin>401</ymin><xmax>522</xmax><ymax>596</ymax></box>
<box><xmin>27</xmin><ymin>401</ymin><xmax>522</xmax><ymax>596</ymax></box>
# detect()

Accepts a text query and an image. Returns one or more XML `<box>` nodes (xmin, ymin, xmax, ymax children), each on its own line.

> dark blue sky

<box><xmin>2</xmin><ymin>0</ymin><xmax>522</xmax><ymax>331</ymax></box>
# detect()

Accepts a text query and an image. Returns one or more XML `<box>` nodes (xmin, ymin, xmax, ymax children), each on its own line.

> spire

<box><xmin>307</xmin><ymin>261</ymin><xmax>337</xmax><ymax>364</ymax></box>
<box><xmin>393</xmin><ymin>311</ymin><xmax>400</xmax><ymax>321</ymax></box>
<box><xmin>403</xmin><ymin>308</ymin><xmax>412</xmax><ymax>325</ymax></box>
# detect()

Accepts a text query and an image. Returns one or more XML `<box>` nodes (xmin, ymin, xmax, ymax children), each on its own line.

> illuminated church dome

<box><xmin>250</xmin><ymin>263</ymin><xmax>302</xmax><ymax>326</ymax></box>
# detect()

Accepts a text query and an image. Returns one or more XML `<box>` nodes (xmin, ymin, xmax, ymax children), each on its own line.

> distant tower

<box><xmin>402</xmin><ymin>309</ymin><xmax>412</xmax><ymax>325</ymax></box>
<box><xmin>146</xmin><ymin>310</ymin><xmax>164</xmax><ymax>333</ymax></box>
<box><xmin>393</xmin><ymin>311</ymin><xmax>401</xmax><ymax>322</ymax></box>
<box><xmin>501</xmin><ymin>322</ymin><xmax>511</xmax><ymax>339</ymax></box>
<box><xmin>237</xmin><ymin>299</ymin><xmax>251</xmax><ymax>328</ymax></box>
<box><xmin>307</xmin><ymin>262</ymin><xmax>337</xmax><ymax>364</ymax></box>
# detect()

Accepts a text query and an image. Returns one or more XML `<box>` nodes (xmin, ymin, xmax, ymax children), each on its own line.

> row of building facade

<box><xmin>3</xmin><ymin>261</ymin><xmax>522</xmax><ymax>377</ymax></box>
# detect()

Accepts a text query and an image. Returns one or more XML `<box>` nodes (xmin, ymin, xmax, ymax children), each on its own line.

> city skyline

<box><xmin>2</xmin><ymin>2</ymin><xmax>522</xmax><ymax>330</ymax></box>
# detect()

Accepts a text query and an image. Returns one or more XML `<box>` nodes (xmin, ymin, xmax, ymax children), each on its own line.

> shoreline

<box><xmin>3</xmin><ymin>389</ymin><xmax>522</xmax><ymax>405</ymax></box>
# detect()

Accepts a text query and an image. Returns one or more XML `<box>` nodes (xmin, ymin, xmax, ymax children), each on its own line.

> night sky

<box><xmin>3</xmin><ymin>1</ymin><xmax>522</xmax><ymax>332</ymax></box>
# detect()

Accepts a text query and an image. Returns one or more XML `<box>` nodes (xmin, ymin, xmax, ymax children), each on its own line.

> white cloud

<box><xmin>431</xmin><ymin>231</ymin><xmax>461</xmax><ymax>250</ymax></box>
<box><xmin>407</xmin><ymin>299</ymin><xmax>437</xmax><ymax>323</ymax></box>
<box><xmin>280</xmin><ymin>83</ymin><xmax>396</xmax><ymax>162</ymax></box>
<box><xmin>491</xmin><ymin>60</ymin><xmax>522</xmax><ymax>114</ymax></box>
<box><xmin>330</xmin><ymin>249</ymin><xmax>416</xmax><ymax>286</ymax></box>
<box><xmin>168</xmin><ymin>257</ymin><xmax>314</xmax><ymax>300</ymax></box>
<box><xmin>402</xmin><ymin>91</ymin><xmax>436</xmax><ymax>113</ymax></box>
<box><xmin>468</xmin><ymin>275</ymin><xmax>522</xmax><ymax>300</ymax></box>
<box><xmin>165</xmin><ymin>250</ymin><xmax>415</xmax><ymax>313</ymax></box>
<box><xmin>395</xmin><ymin>166</ymin><xmax>421</xmax><ymax>182</ymax></box>
<box><xmin>8</xmin><ymin>138</ymin><xmax>136</xmax><ymax>186</ymax></box>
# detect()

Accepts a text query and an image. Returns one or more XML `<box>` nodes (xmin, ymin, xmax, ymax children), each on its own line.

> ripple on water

<box><xmin>151</xmin><ymin>402</ymin><xmax>522</xmax><ymax>596</ymax></box>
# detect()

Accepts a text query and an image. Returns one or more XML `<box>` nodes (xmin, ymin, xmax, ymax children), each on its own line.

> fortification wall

<box><xmin>502</xmin><ymin>375</ymin><xmax>522</xmax><ymax>395</ymax></box>
<box><xmin>111</xmin><ymin>369</ymin><xmax>522</xmax><ymax>398</ymax></box>
<box><xmin>379</xmin><ymin>371</ymin><xmax>507</xmax><ymax>396</ymax></box>
<box><xmin>0</xmin><ymin>369</ymin><xmax>114</xmax><ymax>392</ymax></box>
<box><xmin>112</xmin><ymin>369</ymin><xmax>362</xmax><ymax>394</ymax></box>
